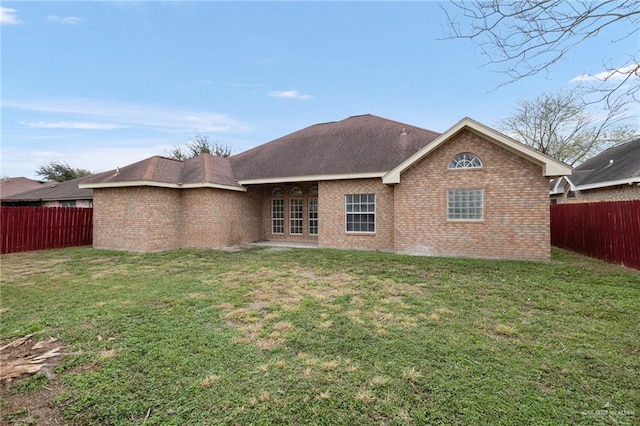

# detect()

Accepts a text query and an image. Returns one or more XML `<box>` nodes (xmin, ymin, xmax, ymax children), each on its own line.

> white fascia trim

<box><xmin>549</xmin><ymin>176</ymin><xmax>576</xmax><ymax>195</ymax></box>
<box><xmin>383</xmin><ymin>117</ymin><xmax>572</xmax><ymax>184</ymax></box>
<box><xmin>238</xmin><ymin>172</ymin><xmax>386</xmax><ymax>185</ymax></box>
<box><xmin>79</xmin><ymin>180</ymin><xmax>247</xmax><ymax>192</ymax></box>
<box><xmin>576</xmin><ymin>177</ymin><xmax>640</xmax><ymax>191</ymax></box>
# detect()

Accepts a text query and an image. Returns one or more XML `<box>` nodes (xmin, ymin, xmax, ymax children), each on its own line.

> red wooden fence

<box><xmin>550</xmin><ymin>200</ymin><xmax>640</xmax><ymax>269</ymax></box>
<box><xmin>1</xmin><ymin>207</ymin><xmax>93</xmax><ymax>254</ymax></box>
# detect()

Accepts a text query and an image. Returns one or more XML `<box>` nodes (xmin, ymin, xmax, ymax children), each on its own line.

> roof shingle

<box><xmin>572</xmin><ymin>138</ymin><xmax>640</xmax><ymax>186</ymax></box>
<box><xmin>231</xmin><ymin>114</ymin><xmax>440</xmax><ymax>180</ymax></box>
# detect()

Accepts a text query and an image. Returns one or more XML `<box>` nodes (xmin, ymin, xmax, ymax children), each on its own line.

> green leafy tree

<box><xmin>167</xmin><ymin>134</ymin><xmax>232</xmax><ymax>160</ymax></box>
<box><xmin>35</xmin><ymin>161</ymin><xmax>93</xmax><ymax>182</ymax></box>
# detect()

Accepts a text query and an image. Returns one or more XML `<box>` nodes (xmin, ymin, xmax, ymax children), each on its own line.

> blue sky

<box><xmin>2</xmin><ymin>1</ymin><xmax>638</xmax><ymax>179</ymax></box>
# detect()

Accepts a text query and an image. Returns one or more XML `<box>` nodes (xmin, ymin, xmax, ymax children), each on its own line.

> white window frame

<box><xmin>308</xmin><ymin>197</ymin><xmax>318</xmax><ymax>236</ymax></box>
<box><xmin>290</xmin><ymin>198</ymin><xmax>303</xmax><ymax>235</ymax></box>
<box><xmin>272</xmin><ymin>198</ymin><xmax>284</xmax><ymax>234</ymax></box>
<box><xmin>447</xmin><ymin>189</ymin><xmax>484</xmax><ymax>221</ymax></box>
<box><xmin>345</xmin><ymin>193</ymin><xmax>376</xmax><ymax>233</ymax></box>
<box><xmin>448</xmin><ymin>153</ymin><xmax>483</xmax><ymax>169</ymax></box>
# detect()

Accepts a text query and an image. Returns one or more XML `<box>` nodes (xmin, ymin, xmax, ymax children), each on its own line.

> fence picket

<box><xmin>551</xmin><ymin>200</ymin><xmax>640</xmax><ymax>269</ymax></box>
<box><xmin>0</xmin><ymin>207</ymin><xmax>93</xmax><ymax>254</ymax></box>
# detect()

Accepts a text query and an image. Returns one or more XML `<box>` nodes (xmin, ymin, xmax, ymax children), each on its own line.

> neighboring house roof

<box><xmin>0</xmin><ymin>177</ymin><xmax>47</xmax><ymax>198</ymax></box>
<box><xmin>2</xmin><ymin>175</ymin><xmax>93</xmax><ymax>202</ymax></box>
<box><xmin>81</xmin><ymin>114</ymin><xmax>571</xmax><ymax>191</ymax></box>
<box><xmin>570</xmin><ymin>138</ymin><xmax>640</xmax><ymax>190</ymax></box>
<box><xmin>383</xmin><ymin>117</ymin><xmax>571</xmax><ymax>184</ymax></box>
<box><xmin>231</xmin><ymin>114</ymin><xmax>441</xmax><ymax>183</ymax></box>
<box><xmin>550</xmin><ymin>138</ymin><xmax>640</xmax><ymax>194</ymax></box>
<box><xmin>81</xmin><ymin>153</ymin><xmax>244</xmax><ymax>191</ymax></box>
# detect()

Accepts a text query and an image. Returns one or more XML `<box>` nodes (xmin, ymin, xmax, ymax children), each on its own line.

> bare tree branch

<box><xmin>501</xmin><ymin>89</ymin><xmax>637</xmax><ymax>166</ymax></box>
<box><xmin>441</xmin><ymin>0</ymin><xmax>640</xmax><ymax>106</ymax></box>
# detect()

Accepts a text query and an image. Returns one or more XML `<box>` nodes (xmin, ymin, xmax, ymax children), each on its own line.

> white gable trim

<box><xmin>576</xmin><ymin>177</ymin><xmax>640</xmax><ymax>191</ymax></box>
<box><xmin>79</xmin><ymin>180</ymin><xmax>247</xmax><ymax>192</ymax></box>
<box><xmin>238</xmin><ymin>172</ymin><xmax>386</xmax><ymax>185</ymax></box>
<box><xmin>550</xmin><ymin>176</ymin><xmax>576</xmax><ymax>195</ymax></box>
<box><xmin>383</xmin><ymin>117</ymin><xmax>572</xmax><ymax>184</ymax></box>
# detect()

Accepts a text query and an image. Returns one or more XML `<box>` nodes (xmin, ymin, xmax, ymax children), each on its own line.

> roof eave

<box><xmin>238</xmin><ymin>172</ymin><xmax>386</xmax><ymax>185</ymax></box>
<box><xmin>383</xmin><ymin>117</ymin><xmax>572</xmax><ymax>184</ymax></box>
<box><xmin>79</xmin><ymin>180</ymin><xmax>247</xmax><ymax>192</ymax></box>
<box><xmin>576</xmin><ymin>177</ymin><xmax>640</xmax><ymax>191</ymax></box>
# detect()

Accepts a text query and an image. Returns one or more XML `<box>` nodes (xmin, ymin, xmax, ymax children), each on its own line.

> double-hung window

<box><xmin>345</xmin><ymin>194</ymin><xmax>375</xmax><ymax>233</ymax></box>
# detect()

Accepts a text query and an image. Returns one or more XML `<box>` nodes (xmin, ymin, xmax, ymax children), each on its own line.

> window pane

<box><xmin>448</xmin><ymin>153</ymin><xmax>483</xmax><ymax>169</ymax></box>
<box><xmin>345</xmin><ymin>194</ymin><xmax>375</xmax><ymax>233</ymax></box>
<box><xmin>309</xmin><ymin>198</ymin><xmax>318</xmax><ymax>235</ymax></box>
<box><xmin>272</xmin><ymin>199</ymin><xmax>284</xmax><ymax>234</ymax></box>
<box><xmin>290</xmin><ymin>198</ymin><xmax>303</xmax><ymax>235</ymax></box>
<box><xmin>447</xmin><ymin>189</ymin><xmax>483</xmax><ymax>220</ymax></box>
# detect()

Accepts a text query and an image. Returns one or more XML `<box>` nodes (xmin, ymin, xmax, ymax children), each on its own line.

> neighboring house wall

<box><xmin>93</xmin><ymin>187</ymin><xmax>182</xmax><ymax>252</ymax></box>
<box><xmin>394</xmin><ymin>130</ymin><xmax>550</xmax><ymax>260</ymax></box>
<box><xmin>42</xmin><ymin>200</ymin><xmax>93</xmax><ymax>208</ymax></box>
<box><xmin>554</xmin><ymin>184</ymin><xmax>640</xmax><ymax>204</ymax></box>
<box><xmin>181</xmin><ymin>187</ymin><xmax>262</xmax><ymax>248</ymax></box>
<box><xmin>318</xmin><ymin>179</ymin><xmax>395</xmax><ymax>252</ymax></box>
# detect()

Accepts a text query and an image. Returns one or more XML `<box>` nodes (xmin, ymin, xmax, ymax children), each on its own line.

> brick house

<box><xmin>81</xmin><ymin>115</ymin><xmax>570</xmax><ymax>260</ymax></box>
<box><xmin>550</xmin><ymin>138</ymin><xmax>640</xmax><ymax>204</ymax></box>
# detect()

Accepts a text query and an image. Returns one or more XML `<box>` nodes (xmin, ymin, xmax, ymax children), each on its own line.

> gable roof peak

<box><xmin>383</xmin><ymin>117</ymin><xmax>571</xmax><ymax>184</ymax></box>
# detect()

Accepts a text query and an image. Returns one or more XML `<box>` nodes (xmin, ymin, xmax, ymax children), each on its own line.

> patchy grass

<box><xmin>1</xmin><ymin>246</ymin><xmax>639</xmax><ymax>425</ymax></box>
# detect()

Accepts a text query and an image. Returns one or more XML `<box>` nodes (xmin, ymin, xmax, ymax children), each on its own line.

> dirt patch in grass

<box><xmin>1</xmin><ymin>335</ymin><xmax>67</xmax><ymax>426</ymax></box>
<box><xmin>1</xmin><ymin>379</ymin><xmax>66</xmax><ymax>426</ymax></box>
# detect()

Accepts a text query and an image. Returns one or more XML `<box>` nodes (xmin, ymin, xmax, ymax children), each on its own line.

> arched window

<box><xmin>272</xmin><ymin>188</ymin><xmax>283</xmax><ymax>196</ymax></box>
<box><xmin>290</xmin><ymin>187</ymin><xmax>303</xmax><ymax>196</ymax></box>
<box><xmin>309</xmin><ymin>186</ymin><xmax>318</xmax><ymax>195</ymax></box>
<box><xmin>448</xmin><ymin>153</ymin><xmax>482</xmax><ymax>169</ymax></box>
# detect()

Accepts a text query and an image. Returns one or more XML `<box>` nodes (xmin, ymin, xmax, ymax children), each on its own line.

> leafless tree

<box><xmin>502</xmin><ymin>89</ymin><xmax>636</xmax><ymax>166</ymax></box>
<box><xmin>442</xmin><ymin>1</ymin><xmax>640</xmax><ymax>107</ymax></box>
<box><xmin>167</xmin><ymin>134</ymin><xmax>232</xmax><ymax>160</ymax></box>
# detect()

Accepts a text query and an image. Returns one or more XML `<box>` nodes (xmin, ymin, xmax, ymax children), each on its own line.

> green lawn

<box><xmin>1</xmin><ymin>247</ymin><xmax>639</xmax><ymax>425</ymax></box>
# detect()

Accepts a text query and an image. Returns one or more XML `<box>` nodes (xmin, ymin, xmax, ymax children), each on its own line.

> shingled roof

<box><xmin>571</xmin><ymin>138</ymin><xmax>640</xmax><ymax>188</ymax></box>
<box><xmin>82</xmin><ymin>114</ymin><xmax>441</xmax><ymax>188</ymax></box>
<box><xmin>2</xmin><ymin>175</ymin><xmax>93</xmax><ymax>202</ymax></box>
<box><xmin>231</xmin><ymin>114</ymin><xmax>440</xmax><ymax>182</ymax></box>
<box><xmin>82</xmin><ymin>114</ymin><xmax>572</xmax><ymax>190</ymax></box>
<box><xmin>0</xmin><ymin>177</ymin><xmax>47</xmax><ymax>198</ymax></box>
<box><xmin>81</xmin><ymin>154</ymin><xmax>242</xmax><ymax>190</ymax></box>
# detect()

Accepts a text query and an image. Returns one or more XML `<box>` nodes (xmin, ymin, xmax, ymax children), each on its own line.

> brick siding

<box><xmin>181</xmin><ymin>187</ymin><xmax>262</xmax><ymax>248</ymax></box>
<box><xmin>93</xmin><ymin>132</ymin><xmax>552</xmax><ymax>260</ymax></box>
<box><xmin>93</xmin><ymin>187</ymin><xmax>181</xmax><ymax>252</ymax></box>
<box><xmin>93</xmin><ymin>186</ymin><xmax>261</xmax><ymax>252</ymax></box>
<box><xmin>318</xmin><ymin>179</ymin><xmax>394</xmax><ymax>252</ymax></box>
<box><xmin>393</xmin><ymin>130</ymin><xmax>550</xmax><ymax>261</ymax></box>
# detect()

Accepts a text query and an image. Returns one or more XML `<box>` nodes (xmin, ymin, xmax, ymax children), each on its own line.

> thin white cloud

<box><xmin>4</xmin><ymin>98</ymin><xmax>253</xmax><ymax>133</ymax></box>
<box><xmin>46</xmin><ymin>15</ymin><xmax>85</xmax><ymax>25</ymax></box>
<box><xmin>20</xmin><ymin>121</ymin><xmax>127</xmax><ymax>130</ymax></box>
<box><xmin>268</xmin><ymin>90</ymin><xmax>314</xmax><ymax>100</ymax></box>
<box><xmin>0</xmin><ymin>7</ymin><xmax>23</xmax><ymax>25</ymax></box>
<box><xmin>571</xmin><ymin>63</ymin><xmax>640</xmax><ymax>83</ymax></box>
<box><xmin>1</xmin><ymin>143</ymin><xmax>174</xmax><ymax>179</ymax></box>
